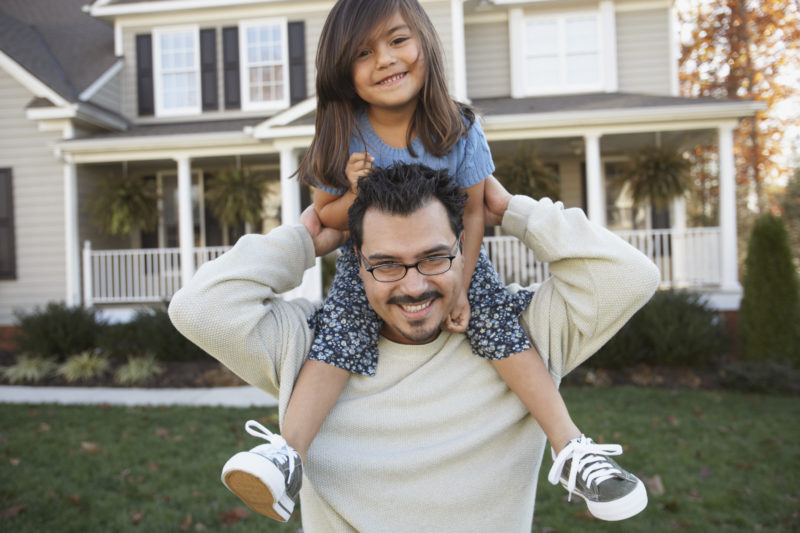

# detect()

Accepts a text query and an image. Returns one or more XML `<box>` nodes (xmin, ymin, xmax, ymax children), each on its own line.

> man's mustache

<box><xmin>387</xmin><ymin>291</ymin><xmax>442</xmax><ymax>306</ymax></box>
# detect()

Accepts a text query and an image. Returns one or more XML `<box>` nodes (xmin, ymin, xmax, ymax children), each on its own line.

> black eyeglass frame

<box><xmin>358</xmin><ymin>233</ymin><xmax>463</xmax><ymax>282</ymax></box>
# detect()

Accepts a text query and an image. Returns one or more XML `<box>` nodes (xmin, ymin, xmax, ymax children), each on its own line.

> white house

<box><xmin>0</xmin><ymin>0</ymin><xmax>762</xmax><ymax>331</ymax></box>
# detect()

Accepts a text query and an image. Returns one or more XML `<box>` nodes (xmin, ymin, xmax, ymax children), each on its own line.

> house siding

<box><xmin>0</xmin><ymin>71</ymin><xmax>67</xmax><ymax>326</ymax></box>
<box><xmin>423</xmin><ymin>1</ymin><xmax>456</xmax><ymax>94</ymax></box>
<box><xmin>465</xmin><ymin>20</ymin><xmax>511</xmax><ymax>99</ymax></box>
<box><xmin>119</xmin><ymin>1</ymin><xmax>455</xmax><ymax>122</ymax></box>
<box><xmin>616</xmin><ymin>7</ymin><xmax>672</xmax><ymax>95</ymax></box>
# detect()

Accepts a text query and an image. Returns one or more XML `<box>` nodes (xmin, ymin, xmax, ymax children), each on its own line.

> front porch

<box><xmin>82</xmin><ymin>226</ymin><xmax>730</xmax><ymax>310</ymax></box>
<box><xmin>57</xmin><ymin>94</ymin><xmax>759</xmax><ymax>315</ymax></box>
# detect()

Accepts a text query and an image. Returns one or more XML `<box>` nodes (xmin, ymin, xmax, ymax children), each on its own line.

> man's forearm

<box><xmin>504</xmin><ymin>195</ymin><xmax>660</xmax><ymax>377</ymax></box>
<box><xmin>168</xmin><ymin>225</ymin><xmax>317</xmax><ymax>395</ymax></box>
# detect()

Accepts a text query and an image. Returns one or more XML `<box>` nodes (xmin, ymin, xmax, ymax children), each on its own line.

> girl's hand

<box><xmin>346</xmin><ymin>151</ymin><xmax>375</xmax><ymax>193</ymax></box>
<box><xmin>443</xmin><ymin>290</ymin><xmax>470</xmax><ymax>333</ymax></box>
<box><xmin>483</xmin><ymin>175</ymin><xmax>512</xmax><ymax>226</ymax></box>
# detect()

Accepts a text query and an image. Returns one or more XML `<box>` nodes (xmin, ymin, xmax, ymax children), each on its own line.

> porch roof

<box><xmin>56</xmin><ymin>91</ymin><xmax>764</xmax><ymax>162</ymax></box>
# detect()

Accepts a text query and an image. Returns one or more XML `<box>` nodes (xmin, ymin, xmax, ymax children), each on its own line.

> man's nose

<box><xmin>397</xmin><ymin>266</ymin><xmax>429</xmax><ymax>295</ymax></box>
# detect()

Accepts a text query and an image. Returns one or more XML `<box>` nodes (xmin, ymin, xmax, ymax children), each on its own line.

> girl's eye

<box><xmin>357</xmin><ymin>49</ymin><xmax>371</xmax><ymax>59</ymax></box>
<box><xmin>392</xmin><ymin>37</ymin><xmax>409</xmax><ymax>46</ymax></box>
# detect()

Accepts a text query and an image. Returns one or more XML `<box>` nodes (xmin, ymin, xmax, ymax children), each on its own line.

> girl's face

<box><xmin>351</xmin><ymin>10</ymin><xmax>427</xmax><ymax>115</ymax></box>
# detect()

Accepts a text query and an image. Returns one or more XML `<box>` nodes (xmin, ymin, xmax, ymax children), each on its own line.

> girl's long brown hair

<box><xmin>295</xmin><ymin>0</ymin><xmax>474</xmax><ymax>190</ymax></box>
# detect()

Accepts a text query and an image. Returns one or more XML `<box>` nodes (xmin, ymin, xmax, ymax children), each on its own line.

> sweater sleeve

<box><xmin>502</xmin><ymin>195</ymin><xmax>661</xmax><ymax>380</ymax></box>
<box><xmin>167</xmin><ymin>225</ymin><xmax>318</xmax><ymax>408</ymax></box>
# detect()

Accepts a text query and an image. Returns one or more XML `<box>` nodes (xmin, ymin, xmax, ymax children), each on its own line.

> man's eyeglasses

<box><xmin>358</xmin><ymin>233</ymin><xmax>462</xmax><ymax>282</ymax></box>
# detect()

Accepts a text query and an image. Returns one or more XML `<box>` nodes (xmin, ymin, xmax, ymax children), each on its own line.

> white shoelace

<box><xmin>547</xmin><ymin>435</ymin><xmax>623</xmax><ymax>500</ymax></box>
<box><xmin>245</xmin><ymin>419</ymin><xmax>297</xmax><ymax>474</ymax></box>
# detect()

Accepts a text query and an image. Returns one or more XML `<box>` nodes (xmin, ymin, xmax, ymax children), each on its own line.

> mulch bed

<box><xmin>2</xmin><ymin>349</ymin><xmax>797</xmax><ymax>393</ymax></box>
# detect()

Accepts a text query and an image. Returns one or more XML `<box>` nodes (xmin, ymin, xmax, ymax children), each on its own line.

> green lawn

<box><xmin>1</xmin><ymin>387</ymin><xmax>797</xmax><ymax>532</ymax></box>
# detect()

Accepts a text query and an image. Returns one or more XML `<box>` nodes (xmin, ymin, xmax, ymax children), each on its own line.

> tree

<box><xmin>493</xmin><ymin>144</ymin><xmax>560</xmax><ymax>200</ymax></box>
<box><xmin>779</xmin><ymin>167</ymin><xmax>800</xmax><ymax>267</ymax></box>
<box><xmin>615</xmin><ymin>145</ymin><xmax>693</xmax><ymax>210</ymax></box>
<box><xmin>88</xmin><ymin>172</ymin><xmax>157</xmax><ymax>236</ymax></box>
<box><xmin>739</xmin><ymin>213</ymin><xmax>800</xmax><ymax>363</ymax></box>
<box><xmin>679</xmin><ymin>0</ymin><xmax>800</xmax><ymax>212</ymax></box>
<box><xmin>204</xmin><ymin>168</ymin><xmax>269</xmax><ymax>229</ymax></box>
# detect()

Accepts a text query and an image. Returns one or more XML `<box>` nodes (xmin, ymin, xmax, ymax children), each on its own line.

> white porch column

<box><xmin>280</xmin><ymin>147</ymin><xmax>301</xmax><ymax>225</ymax></box>
<box><xmin>718</xmin><ymin>123</ymin><xmax>740</xmax><ymax>293</ymax></box>
<box><xmin>584</xmin><ymin>133</ymin><xmax>606</xmax><ymax>226</ymax></box>
<box><xmin>279</xmin><ymin>146</ymin><xmax>322</xmax><ymax>301</ymax></box>
<box><xmin>671</xmin><ymin>196</ymin><xmax>687</xmax><ymax>286</ymax></box>
<box><xmin>175</xmin><ymin>156</ymin><xmax>195</xmax><ymax>285</ymax></box>
<box><xmin>63</xmin><ymin>160</ymin><xmax>81</xmax><ymax>306</ymax></box>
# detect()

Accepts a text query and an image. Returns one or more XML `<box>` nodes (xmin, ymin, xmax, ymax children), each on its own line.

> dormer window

<box><xmin>525</xmin><ymin>14</ymin><xmax>600</xmax><ymax>91</ymax></box>
<box><xmin>511</xmin><ymin>8</ymin><xmax>614</xmax><ymax>97</ymax></box>
<box><xmin>152</xmin><ymin>25</ymin><xmax>201</xmax><ymax>116</ymax></box>
<box><xmin>239</xmin><ymin>18</ymin><xmax>290</xmax><ymax>111</ymax></box>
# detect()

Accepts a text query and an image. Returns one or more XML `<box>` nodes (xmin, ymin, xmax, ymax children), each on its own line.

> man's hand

<box><xmin>299</xmin><ymin>205</ymin><xmax>346</xmax><ymax>256</ymax></box>
<box><xmin>345</xmin><ymin>151</ymin><xmax>374</xmax><ymax>193</ymax></box>
<box><xmin>483</xmin><ymin>175</ymin><xmax>512</xmax><ymax>226</ymax></box>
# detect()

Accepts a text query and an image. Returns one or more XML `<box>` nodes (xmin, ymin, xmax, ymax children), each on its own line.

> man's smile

<box><xmin>388</xmin><ymin>290</ymin><xmax>442</xmax><ymax>317</ymax></box>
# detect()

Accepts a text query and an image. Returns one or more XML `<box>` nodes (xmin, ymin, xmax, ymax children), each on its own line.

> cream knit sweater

<box><xmin>169</xmin><ymin>195</ymin><xmax>660</xmax><ymax>532</ymax></box>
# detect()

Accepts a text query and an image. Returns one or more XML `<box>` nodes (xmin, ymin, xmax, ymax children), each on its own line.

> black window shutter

<box><xmin>200</xmin><ymin>29</ymin><xmax>218</xmax><ymax>111</ymax></box>
<box><xmin>288</xmin><ymin>22</ymin><xmax>307</xmax><ymax>105</ymax></box>
<box><xmin>136</xmin><ymin>34</ymin><xmax>155</xmax><ymax>116</ymax></box>
<box><xmin>0</xmin><ymin>169</ymin><xmax>16</xmax><ymax>280</ymax></box>
<box><xmin>222</xmin><ymin>27</ymin><xmax>240</xmax><ymax>109</ymax></box>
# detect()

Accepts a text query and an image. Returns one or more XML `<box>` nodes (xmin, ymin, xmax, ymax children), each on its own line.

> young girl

<box><xmin>221</xmin><ymin>0</ymin><xmax>646</xmax><ymax>523</ymax></box>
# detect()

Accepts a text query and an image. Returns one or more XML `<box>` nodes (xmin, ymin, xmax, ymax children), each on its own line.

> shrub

<box><xmin>739</xmin><ymin>214</ymin><xmax>800</xmax><ymax>364</ymax></box>
<box><xmin>98</xmin><ymin>305</ymin><xmax>209</xmax><ymax>362</ymax></box>
<box><xmin>718</xmin><ymin>360</ymin><xmax>799</xmax><ymax>394</ymax></box>
<box><xmin>114</xmin><ymin>355</ymin><xmax>164</xmax><ymax>385</ymax></box>
<box><xmin>56</xmin><ymin>351</ymin><xmax>110</xmax><ymax>383</ymax></box>
<box><xmin>13</xmin><ymin>303</ymin><xmax>104</xmax><ymax>360</ymax></box>
<box><xmin>589</xmin><ymin>290</ymin><xmax>729</xmax><ymax>369</ymax></box>
<box><xmin>1</xmin><ymin>355</ymin><xmax>57</xmax><ymax>384</ymax></box>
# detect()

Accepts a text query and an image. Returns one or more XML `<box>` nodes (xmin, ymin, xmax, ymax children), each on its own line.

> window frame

<box><xmin>238</xmin><ymin>17</ymin><xmax>290</xmax><ymax>112</ymax></box>
<box><xmin>152</xmin><ymin>24</ymin><xmax>202</xmax><ymax>117</ymax></box>
<box><xmin>516</xmin><ymin>10</ymin><xmax>606</xmax><ymax>96</ymax></box>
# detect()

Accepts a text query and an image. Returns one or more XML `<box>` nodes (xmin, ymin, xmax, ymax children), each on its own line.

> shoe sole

<box><xmin>568</xmin><ymin>478</ymin><xmax>648</xmax><ymax>521</ymax></box>
<box><xmin>221</xmin><ymin>451</ymin><xmax>295</xmax><ymax>521</ymax></box>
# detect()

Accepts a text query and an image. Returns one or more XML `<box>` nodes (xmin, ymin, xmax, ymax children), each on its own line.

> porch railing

<box><xmin>82</xmin><ymin>227</ymin><xmax>722</xmax><ymax>306</ymax></box>
<box><xmin>82</xmin><ymin>243</ymin><xmax>228</xmax><ymax>305</ymax></box>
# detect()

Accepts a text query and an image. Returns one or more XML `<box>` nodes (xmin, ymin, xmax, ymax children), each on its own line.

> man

<box><xmin>169</xmin><ymin>163</ymin><xmax>660</xmax><ymax>532</ymax></box>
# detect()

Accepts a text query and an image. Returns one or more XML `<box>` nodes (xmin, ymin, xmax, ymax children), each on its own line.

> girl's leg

<box><xmin>490</xmin><ymin>348</ymin><xmax>579</xmax><ymax>454</ymax></box>
<box><xmin>282</xmin><ymin>360</ymin><xmax>350</xmax><ymax>463</ymax></box>
<box><xmin>287</xmin><ymin>243</ymin><xmax>381</xmax><ymax>462</ymax></box>
<box><xmin>222</xmin><ymin>245</ymin><xmax>379</xmax><ymax>521</ymax></box>
<box><xmin>468</xmin><ymin>251</ymin><xmax>647</xmax><ymax>521</ymax></box>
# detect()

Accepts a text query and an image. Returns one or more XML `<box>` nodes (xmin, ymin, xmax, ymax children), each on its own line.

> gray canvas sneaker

<box><xmin>221</xmin><ymin>420</ymin><xmax>303</xmax><ymax>521</ymax></box>
<box><xmin>548</xmin><ymin>435</ymin><xmax>647</xmax><ymax>521</ymax></box>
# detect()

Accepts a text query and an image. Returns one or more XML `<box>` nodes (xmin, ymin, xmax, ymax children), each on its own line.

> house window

<box><xmin>522</xmin><ymin>12</ymin><xmax>603</xmax><ymax>95</ymax></box>
<box><xmin>0</xmin><ymin>169</ymin><xmax>16</xmax><ymax>280</ymax></box>
<box><xmin>153</xmin><ymin>26</ymin><xmax>201</xmax><ymax>116</ymax></box>
<box><xmin>239</xmin><ymin>19</ymin><xmax>289</xmax><ymax>111</ymax></box>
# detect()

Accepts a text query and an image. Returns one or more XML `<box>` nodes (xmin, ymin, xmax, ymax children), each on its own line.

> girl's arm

<box><xmin>461</xmin><ymin>179</ymin><xmax>486</xmax><ymax>289</ymax></box>
<box><xmin>314</xmin><ymin>189</ymin><xmax>356</xmax><ymax>231</ymax></box>
<box><xmin>443</xmin><ymin>178</ymin><xmax>485</xmax><ymax>332</ymax></box>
